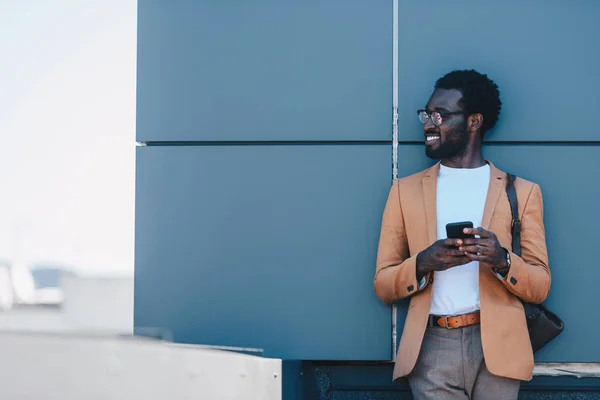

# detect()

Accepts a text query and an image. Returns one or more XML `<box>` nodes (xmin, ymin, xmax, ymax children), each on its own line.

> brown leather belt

<box><xmin>428</xmin><ymin>311</ymin><xmax>480</xmax><ymax>329</ymax></box>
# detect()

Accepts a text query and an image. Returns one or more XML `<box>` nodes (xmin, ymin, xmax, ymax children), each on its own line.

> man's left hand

<box><xmin>457</xmin><ymin>227</ymin><xmax>507</xmax><ymax>270</ymax></box>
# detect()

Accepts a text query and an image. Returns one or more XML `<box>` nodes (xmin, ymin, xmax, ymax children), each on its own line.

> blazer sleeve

<box><xmin>501</xmin><ymin>184</ymin><xmax>551</xmax><ymax>304</ymax></box>
<box><xmin>374</xmin><ymin>181</ymin><xmax>430</xmax><ymax>305</ymax></box>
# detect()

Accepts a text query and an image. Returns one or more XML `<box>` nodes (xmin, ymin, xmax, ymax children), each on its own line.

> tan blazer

<box><xmin>374</xmin><ymin>161</ymin><xmax>551</xmax><ymax>382</ymax></box>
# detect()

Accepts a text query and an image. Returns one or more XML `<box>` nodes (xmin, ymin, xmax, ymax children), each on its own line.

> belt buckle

<box><xmin>444</xmin><ymin>316</ymin><xmax>457</xmax><ymax>329</ymax></box>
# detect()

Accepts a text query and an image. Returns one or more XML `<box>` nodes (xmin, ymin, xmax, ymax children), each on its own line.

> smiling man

<box><xmin>374</xmin><ymin>70</ymin><xmax>551</xmax><ymax>399</ymax></box>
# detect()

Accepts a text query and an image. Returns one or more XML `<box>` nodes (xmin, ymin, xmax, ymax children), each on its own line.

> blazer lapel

<box><xmin>481</xmin><ymin>162</ymin><xmax>506</xmax><ymax>230</ymax></box>
<box><xmin>422</xmin><ymin>163</ymin><xmax>440</xmax><ymax>244</ymax></box>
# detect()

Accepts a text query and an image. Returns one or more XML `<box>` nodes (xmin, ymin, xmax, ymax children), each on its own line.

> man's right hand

<box><xmin>416</xmin><ymin>239</ymin><xmax>471</xmax><ymax>280</ymax></box>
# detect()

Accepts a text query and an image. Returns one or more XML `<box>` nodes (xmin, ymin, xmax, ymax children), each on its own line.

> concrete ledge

<box><xmin>0</xmin><ymin>331</ymin><xmax>281</xmax><ymax>400</ymax></box>
<box><xmin>533</xmin><ymin>363</ymin><xmax>600</xmax><ymax>378</ymax></box>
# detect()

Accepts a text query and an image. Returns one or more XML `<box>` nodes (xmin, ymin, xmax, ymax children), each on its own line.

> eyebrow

<box><xmin>425</xmin><ymin>106</ymin><xmax>451</xmax><ymax>113</ymax></box>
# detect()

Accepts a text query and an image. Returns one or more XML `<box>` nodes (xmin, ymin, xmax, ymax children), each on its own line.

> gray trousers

<box><xmin>407</xmin><ymin>324</ymin><xmax>521</xmax><ymax>400</ymax></box>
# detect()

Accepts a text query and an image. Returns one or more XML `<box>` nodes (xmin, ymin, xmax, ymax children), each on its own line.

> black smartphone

<box><xmin>446</xmin><ymin>221</ymin><xmax>474</xmax><ymax>239</ymax></box>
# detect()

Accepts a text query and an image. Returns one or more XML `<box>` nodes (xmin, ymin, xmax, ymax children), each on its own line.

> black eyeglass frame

<box><xmin>416</xmin><ymin>109</ymin><xmax>466</xmax><ymax>126</ymax></box>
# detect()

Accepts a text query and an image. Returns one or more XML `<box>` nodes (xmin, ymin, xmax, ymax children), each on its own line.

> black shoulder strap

<box><xmin>505</xmin><ymin>173</ymin><xmax>521</xmax><ymax>256</ymax></box>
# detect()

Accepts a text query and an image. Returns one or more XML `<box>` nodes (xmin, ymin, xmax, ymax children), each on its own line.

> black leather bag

<box><xmin>505</xmin><ymin>173</ymin><xmax>564</xmax><ymax>353</ymax></box>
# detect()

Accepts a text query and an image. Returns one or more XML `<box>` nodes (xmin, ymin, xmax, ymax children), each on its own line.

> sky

<box><xmin>0</xmin><ymin>1</ymin><xmax>137</xmax><ymax>276</ymax></box>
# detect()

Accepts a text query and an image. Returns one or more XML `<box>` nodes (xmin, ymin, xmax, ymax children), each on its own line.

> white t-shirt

<box><xmin>429</xmin><ymin>163</ymin><xmax>490</xmax><ymax>316</ymax></box>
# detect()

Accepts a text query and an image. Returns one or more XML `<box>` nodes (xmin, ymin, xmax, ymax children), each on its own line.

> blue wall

<box><xmin>135</xmin><ymin>145</ymin><xmax>392</xmax><ymax>360</ymax></box>
<box><xmin>135</xmin><ymin>0</ymin><xmax>600</xmax><ymax>397</ymax></box>
<box><xmin>135</xmin><ymin>0</ymin><xmax>393</xmax><ymax>362</ymax></box>
<box><xmin>394</xmin><ymin>0</ymin><xmax>600</xmax><ymax>364</ymax></box>
<box><xmin>136</xmin><ymin>1</ymin><xmax>391</xmax><ymax>142</ymax></box>
<box><xmin>397</xmin><ymin>0</ymin><xmax>600</xmax><ymax>143</ymax></box>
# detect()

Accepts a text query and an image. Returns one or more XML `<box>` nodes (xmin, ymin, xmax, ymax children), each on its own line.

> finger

<box><xmin>438</xmin><ymin>247</ymin><xmax>465</xmax><ymax>263</ymax></box>
<box><xmin>459</xmin><ymin>245</ymin><xmax>493</xmax><ymax>254</ymax></box>
<box><xmin>459</xmin><ymin>239</ymin><xmax>494</xmax><ymax>248</ymax></box>
<box><xmin>464</xmin><ymin>227</ymin><xmax>494</xmax><ymax>238</ymax></box>
<box><xmin>443</xmin><ymin>248</ymin><xmax>469</xmax><ymax>257</ymax></box>
<box><xmin>442</xmin><ymin>238</ymin><xmax>464</xmax><ymax>247</ymax></box>
<box><xmin>460</xmin><ymin>238</ymin><xmax>480</xmax><ymax>245</ymax></box>
<box><xmin>465</xmin><ymin>253</ymin><xmax>492</xmax><ymax>263</ymax></box>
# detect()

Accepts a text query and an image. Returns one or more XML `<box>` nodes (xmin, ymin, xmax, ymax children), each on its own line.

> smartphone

<box><xmin>446</xmin><ymin>221</ymin><xmax>474</xmax><ymax>239</ymax></box>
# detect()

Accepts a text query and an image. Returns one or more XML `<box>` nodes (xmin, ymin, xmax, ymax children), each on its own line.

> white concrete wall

<box><xmin>61</xmin><ymin>275</ymin><xmax>133</xmax><ymax>333</ymax></box>
<box><xmin>0</xmin><ymin>331</ymin><xmax>281</xmax><ymax>400</ymax></box>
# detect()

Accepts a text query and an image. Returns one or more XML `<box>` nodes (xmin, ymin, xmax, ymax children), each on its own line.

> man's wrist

<box><xmin>494</xmin><ymin>248</ymin><xmax>511</xmax><ymax>277</ymax></box>
<box><xmin>415</xmin><ymin>252</ymin><xmax>429</xmax><ymax>281</ymax></box>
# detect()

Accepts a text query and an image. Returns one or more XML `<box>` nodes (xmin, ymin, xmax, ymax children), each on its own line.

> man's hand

<box><xmin>416</xmin><ymin>238</ymin><xmax>472</xmax><ymax>279</ymax></box>
<box><xmin>458</xmin><ymin>227</ymin><xmax>508</xmax><ymax>270</ymax></box>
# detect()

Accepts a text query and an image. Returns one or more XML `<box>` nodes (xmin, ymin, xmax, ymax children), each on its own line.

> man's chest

<box><xmin>435</xmin><ymin>179</ymin><xmax>490</xmax><ymax>235</ymax></box>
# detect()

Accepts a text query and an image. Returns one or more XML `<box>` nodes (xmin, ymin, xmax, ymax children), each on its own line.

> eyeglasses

<box><xmin>416</xmin><ymin>109</ymin><xmax>465</xmax><ymax>126</ymax></box>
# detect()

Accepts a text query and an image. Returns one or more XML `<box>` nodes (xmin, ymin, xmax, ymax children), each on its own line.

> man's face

<box><xmin>422</xmin><ymin>89</ymin><xmax>470</xmax><ymax>160</ymax></box>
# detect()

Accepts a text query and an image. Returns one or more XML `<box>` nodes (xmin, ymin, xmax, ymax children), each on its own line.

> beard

<box><xmin>425</xmin><ymin>123</ymin><xmax>470</xmax><ymax>160</ymax></box>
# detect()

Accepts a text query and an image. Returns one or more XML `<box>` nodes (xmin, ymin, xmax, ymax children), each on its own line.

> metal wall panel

<box><xmin>136</xmin><ymin>1</ymin><xmax>391</xmax><ymax>142</ymax></box>
<box><xmin>397</xmin><ymin>0</ymin><xmax>600</xmax><ymax>143</ymax></box>
<box><xmin>134</xmin><ymin>145</ymin><xmax>392</xmax><ymax>360</ymax></box>
<box><xmin>394</xmin><ymin>144</ymin><xmax>600</xmax><ymax>362</ymax></box>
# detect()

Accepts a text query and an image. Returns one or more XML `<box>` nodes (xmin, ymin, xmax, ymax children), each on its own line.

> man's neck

<box><xmin>441</xmin><ymin>153</ymin><xmax>486</xmax><ymax>169</ymax></box>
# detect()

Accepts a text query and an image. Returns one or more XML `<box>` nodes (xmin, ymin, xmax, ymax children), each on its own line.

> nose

<box><xmin>423</xmin><ymin>117</ymin><xmax>436</xmax><ymax>131</ymax></box>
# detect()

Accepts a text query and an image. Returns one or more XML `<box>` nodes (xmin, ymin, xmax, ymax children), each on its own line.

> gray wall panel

<box><xmin>134</xmin><ymin>145</ymin><xmax>393</xmax><ymax>360</ymax></box>
<box><xmin>397</xmin><ymin>0</ymin><xmax>600</xmax><ymax>142</ymax></box>
<box><xmin>136</xmin><ymin>1</ymin><xmax>391</xmax><ymax>142</ymax></box>
<box><xmin>394</xmin><ymin>144</ymin><xmax>600</xmax><ymax>362</ymax></box>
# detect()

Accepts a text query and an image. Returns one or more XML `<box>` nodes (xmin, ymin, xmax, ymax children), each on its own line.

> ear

<box><xmin>468</xmin><ymin>113</ymin><xmax>483</xmax><ymax>133</ymax></box>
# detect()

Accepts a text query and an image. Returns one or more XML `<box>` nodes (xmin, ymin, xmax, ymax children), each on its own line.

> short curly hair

<box><xmin>434</xmin><ymin>69</ymin><xmax>502</xmax><ymax>135</ymax></box>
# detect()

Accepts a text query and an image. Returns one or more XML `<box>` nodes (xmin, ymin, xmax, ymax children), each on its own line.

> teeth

<box><xmin>426</xmin><ymin>136</ymin><xmax>440</xmax><ymax>142</ymax></box>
